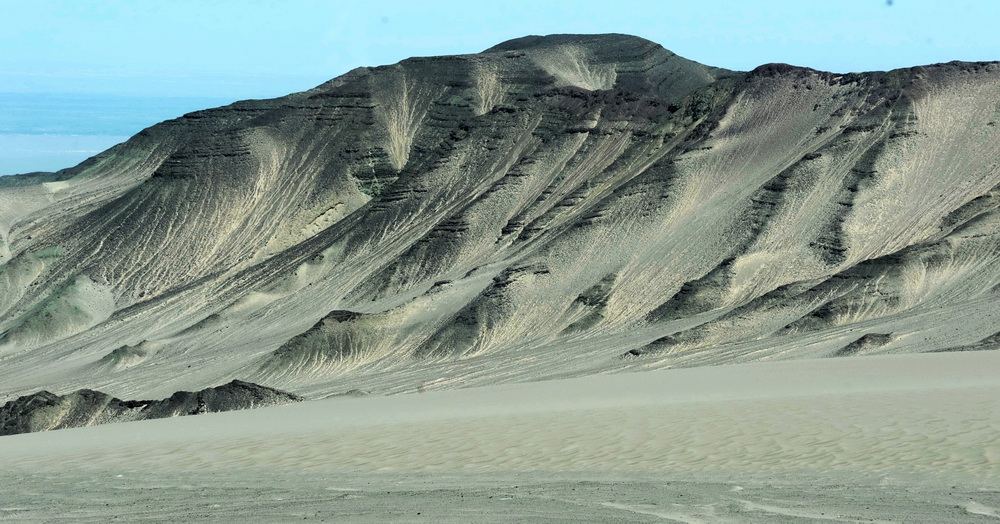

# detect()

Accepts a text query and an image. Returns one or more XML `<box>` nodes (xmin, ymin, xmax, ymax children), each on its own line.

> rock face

<box><xmin>0</xmin><ymin>34</ymin><xmax>999</xmax><ymax>402</ymax></box>
<box><xmin>0</xmin><ymin>380</ymin><xmax>303</xmax><ymax>436</ymax></box>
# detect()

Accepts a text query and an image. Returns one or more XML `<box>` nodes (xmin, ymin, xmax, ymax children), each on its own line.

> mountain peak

<box><xmin>482</xmin><ymin>33</ymin><xmax>660</xmax><ymax>53</ymax></box>
<box><xmin>476</xmin><ymin>33</ymin><xmax>733</xmax><ymax>98</ymax></box>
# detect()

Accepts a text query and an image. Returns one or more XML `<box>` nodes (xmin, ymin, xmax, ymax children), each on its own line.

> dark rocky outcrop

<box><xmin>0</xmin><ymin>380</ymin><xmax>303</xmax><ymax>436</ymax></box>
<box><xmin>833</xmin><ymin>333</ymin><xmax>896</xmax><ymax>357</ymax></box>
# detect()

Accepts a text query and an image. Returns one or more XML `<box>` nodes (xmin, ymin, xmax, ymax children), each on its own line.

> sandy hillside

<box><xmin>0</xmin><ymin>34</ymin><xmax>998</xmax><ymax>408</ymax></box>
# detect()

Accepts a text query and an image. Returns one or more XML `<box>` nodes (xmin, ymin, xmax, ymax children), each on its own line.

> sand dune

<box><xmin>2</xmin><ymin>350</ymin><xmax>998</xmax><ymax>521</ymax></box>
<box><xmin>6</xmin><ymin>350</ymin><xmax>998</xmax><ymax>476</ymax></box>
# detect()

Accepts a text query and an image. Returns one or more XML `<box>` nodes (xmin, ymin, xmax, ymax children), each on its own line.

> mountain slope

<box><xmin>1</xmin><ymin>34</ymin><xmax>998</xmax><ymax>406</ymax></box>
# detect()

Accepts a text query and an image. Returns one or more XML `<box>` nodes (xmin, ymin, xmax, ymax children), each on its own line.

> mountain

<box><xmin>1</xmin><ymin>34</ymin><xmax>998</xmax><ymax>420</ymax></box>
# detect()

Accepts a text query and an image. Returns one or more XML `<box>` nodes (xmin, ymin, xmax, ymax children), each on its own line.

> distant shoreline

<box><xmin>0</xmin><ymin>92</ymin><xmax>233</xmax><ymax>135</ymax></box>
<box><xmin>0</xmin><ymin>92</ymin><xmax>234</xmax><ymax>176</ymax></box>
<box><xmin>0</xmin><ymin>133</ymin><xmax>129</xmax><ymax>176</ymax></box>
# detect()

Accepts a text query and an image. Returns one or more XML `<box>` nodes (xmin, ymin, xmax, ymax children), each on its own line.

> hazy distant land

<box><xmin>0</xmin><ymin>92</ymin><xmax>231</xmax><ymax>175</ymax></box>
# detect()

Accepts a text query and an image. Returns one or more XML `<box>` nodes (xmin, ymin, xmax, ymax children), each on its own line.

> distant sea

<box><xmin>0</xmin><ymin>93</ymin><xmax>233</xmax><ymax>176</ymax></box>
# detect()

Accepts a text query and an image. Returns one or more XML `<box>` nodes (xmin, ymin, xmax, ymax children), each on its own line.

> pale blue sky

<box><xmin>2</xmin><ymin>0</ymin><xmax>999</xmax><ymax>100</ymax></box>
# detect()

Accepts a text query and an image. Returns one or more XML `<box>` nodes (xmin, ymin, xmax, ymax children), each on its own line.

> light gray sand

<box><xmin>2</xmin><ymin>350</ymin><xmax>998</xmax><ymax>522</ymax></box>
<box><xmin>4</xmin><ymin>469</ymin><xmax>1000</xmax><ymax>523</ymax></box>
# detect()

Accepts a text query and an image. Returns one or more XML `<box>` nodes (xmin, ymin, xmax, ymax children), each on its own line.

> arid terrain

<box><xmin>3</xmin><ymin>350</ymin><xmax>999</xmax><ymax>522</ymax></box>
<box><xmin>1</xmin><ymin>34</ymin><xmax>998</xmax><ymax>521</ymax></box>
